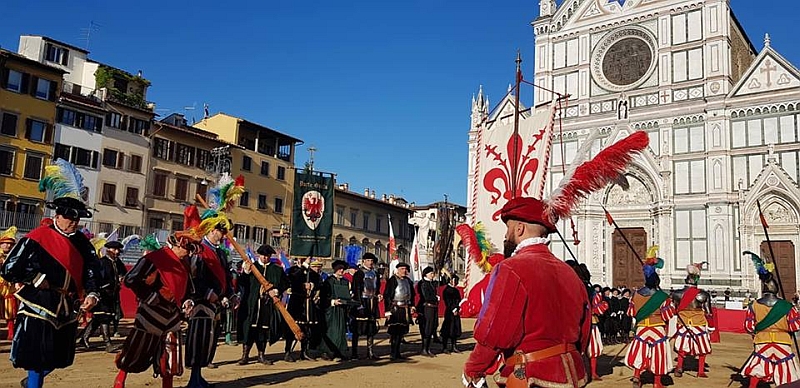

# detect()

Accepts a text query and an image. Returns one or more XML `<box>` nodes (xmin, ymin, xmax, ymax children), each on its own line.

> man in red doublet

<box><xmin>462</xmin><ymin>197</ymin><xmax>590</xmax><ymax>388</ymax></box>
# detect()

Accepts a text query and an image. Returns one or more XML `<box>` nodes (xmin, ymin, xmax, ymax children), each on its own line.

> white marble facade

<box><xmin>467</xmin><ymin>0</ymin><xmax>800</xmax><ymax>293</ymax></box>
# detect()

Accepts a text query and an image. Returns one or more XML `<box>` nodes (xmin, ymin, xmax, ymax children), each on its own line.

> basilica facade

<box><xmin>467</xmin><ymin>0</ymin><xmax>800</xmax><ymax>295</ymax></box>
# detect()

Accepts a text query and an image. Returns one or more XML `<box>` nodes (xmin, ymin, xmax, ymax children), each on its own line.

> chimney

<box><xmin>343</xmin><ymin>183</ymin><xmax>349</xmax><ymax>191</ymax></box>
<box><xmin>382</xmin><ymin>194</ymin><xmax>388</xmax><ymax>201</ymax></box>
<box><xmin>370</xmin><ymin>190</ymin><xmax>376</xmax><ymax>199</ymax></box>
<box><xmin>364</xmin><ymin>187</ymin><xmax>370</xmax><ymax>196</ymax></box>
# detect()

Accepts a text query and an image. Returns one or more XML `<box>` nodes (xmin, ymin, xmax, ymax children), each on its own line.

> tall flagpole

<box><xmin>510</xmin><ymin>51</ymin><xmax>522</xmax><ymax>199</ymax></box>
<box><xmin>756</xmin><ymin>200</ymin><xmax>800</xmax><ymax>358</ymax></box>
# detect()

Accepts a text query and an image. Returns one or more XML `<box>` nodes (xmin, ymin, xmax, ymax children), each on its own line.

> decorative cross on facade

<box><xmin>761</xmin><ymin>59</ymin><xmax>778</xmax><ymax>87</ymax></box>
<box><xmin>660</xmin><ymin>90</ymin><xmax>670</xmax><ymax>103</ymax></box>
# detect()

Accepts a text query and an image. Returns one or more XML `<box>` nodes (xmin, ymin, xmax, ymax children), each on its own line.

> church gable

<box><xmin>729</xmin><ymin>41</ymin><xmax>800</xmax><ymax>98</ymax></box>
<box><xmin>745</xmin><ymin>155</ymin><xmax>800</xmax><ymax>211</ymax></box>
<box><xmin>550</xmin><ymin>0</ymin><xmax>659</xmax><ymax>33</ymax></box>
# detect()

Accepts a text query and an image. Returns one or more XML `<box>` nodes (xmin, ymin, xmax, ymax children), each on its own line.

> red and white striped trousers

<box><xmin>741</xmin><ymin>343</ymin><xmax>800</xmax><ymax>386</ymax></box>
<box><xmin>624</xmin><ymin>326</ymin><xmax>673</xmax><ymax>375</ymax></box>
<box><xmin>674</xmin><ymin>325</ymin><xmax>712</xmax><ymax>356</ymax></box>
<box><xmin>587</xmin><ymin>324</ymin><xmax>603</xmax><ymax>358</ymax></box>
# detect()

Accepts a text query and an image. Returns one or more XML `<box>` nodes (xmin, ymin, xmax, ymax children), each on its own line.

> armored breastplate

<box><xmin>362</xmin><ymin>269</ymin><xmax>377</xmax><ymax>297</ymax></box>
<box><xmin>393</xmin><ymin>277</ymin><xmax>410</xmax><ymax>302</ymax></box>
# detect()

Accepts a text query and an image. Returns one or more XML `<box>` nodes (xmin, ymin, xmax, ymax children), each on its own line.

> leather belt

<box><xmin>506</xmin><ymin>343</ymin><xmax>576</xmax><ymax>366</ymax></box>
<box><xmin>393</xmin><ymin>301</ymin><xmax>409</xmax><ymax>306</ymax></box>
<box><xmin>424</xmin><ymin>302</ymin><xmax>438</xmax><ymax>308</ymax></box>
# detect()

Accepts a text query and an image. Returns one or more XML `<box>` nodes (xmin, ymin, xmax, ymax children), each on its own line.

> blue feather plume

<box><xmin>38</xmin><ymin>158</ymin><xmax>86</xmax><ymax>200</ymax></box>
<box><xmin>344</xmin><ymin>245</ymin><xmax>363</xmax><ymax>268</ymax></box>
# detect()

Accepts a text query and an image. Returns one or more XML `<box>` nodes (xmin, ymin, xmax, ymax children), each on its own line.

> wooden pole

<box><xmin>196</xmin><ymin>194</ymin><xmax>304</xmax><ymax>340</ymax></box>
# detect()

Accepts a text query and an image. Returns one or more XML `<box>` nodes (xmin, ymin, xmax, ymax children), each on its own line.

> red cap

<box><xmin>500</xmin><ymin>197</ymin><xmax>557</xmax><ymax>234</ymax></box>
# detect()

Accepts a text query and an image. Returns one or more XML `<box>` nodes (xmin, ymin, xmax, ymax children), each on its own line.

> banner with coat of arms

<box><xmin>290</xmin><ymin>170</ymin><xmax>334</xmax><ymax>257</ymax></box>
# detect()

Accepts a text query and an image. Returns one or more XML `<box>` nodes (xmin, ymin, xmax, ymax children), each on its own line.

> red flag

<box><xmin>757</xmin><ymin>201</ymin><xmax>769</xmax><ymax>229</ymax></box>
<box><xmin>604</xmin><ymin>209</ymin><xmax>615</xmax><ymax>226</ymax></box>
<box><xmin>760</xmin><ymin>212</ymin><xmax>769</xmax><ymax>229</ymax></box>
<box><xmin>388</xmin><ymin>214</ymin><xmax>397</xmax><ymax>259</ymax></box>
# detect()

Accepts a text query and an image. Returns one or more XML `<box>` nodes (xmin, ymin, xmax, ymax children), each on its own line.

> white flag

<box><xmin>410</xmin><ymin>227</ymin><xmax>422</xmax><ymax>281</ymax></box>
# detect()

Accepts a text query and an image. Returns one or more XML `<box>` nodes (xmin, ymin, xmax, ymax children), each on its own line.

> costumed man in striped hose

<box><xmin>671</xmin><ymin>262</ymin><xmax>712</xmax><ymax>378</ymax></box>
<box><xmin>623</xmin><ymin>247</ymin><xmax>676</xmax><ymax>388</ymax></box>
<box><xmin>113</xmin><ymin>231</ymin><xmax>202</xmax><ymax>388</ymax></box>
<box><xmin>588</xmin><ymin>283</ymin><xmax>609</xmax><ymax>381</ymax></box>
<box><xmin>0</xmin><ymin>225</ymin><xmax>18</xmax><ymax>341</ymax></box>
<box><xmin>0</xmin><ymin>159</ymin><xmax>102</xmax><ymax>388</ymax></box>
<box><xmin>740</xmin><ymin>251</ymin><xmax>800</xmax><ymax>387</ymax></box>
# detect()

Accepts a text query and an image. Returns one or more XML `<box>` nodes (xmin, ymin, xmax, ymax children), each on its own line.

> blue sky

<box><xmin>1</xmin><ymin>0</ymin><xmax>796</xmax><ymax>206</ymax></box>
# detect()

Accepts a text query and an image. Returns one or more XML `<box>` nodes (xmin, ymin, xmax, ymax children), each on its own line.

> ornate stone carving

<box><xmin>764</xmin><ymin>203</ymin><xmax>796</xmax><ymax>224</ymax></box>
<box><xmin>606</xmin><ymin>175</ymin><xmax>652</xmax><ymax>205</ymax></box>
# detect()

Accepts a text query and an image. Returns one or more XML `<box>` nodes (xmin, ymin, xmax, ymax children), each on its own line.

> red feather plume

<box><xmin>545</xmin><ymin>130</ymin><xmax>649</xmax><ymax>221</ymax></box>
<box><xmin>456</xmin><ymin>224</ymin><xmax>482</xmax><ymax>263</ymax></box>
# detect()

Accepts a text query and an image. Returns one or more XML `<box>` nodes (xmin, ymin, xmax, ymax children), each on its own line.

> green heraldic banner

<box><xmin>290</xmin><ymin>170</ymin><xmax>333</xmax><ymax>257</ymax></box>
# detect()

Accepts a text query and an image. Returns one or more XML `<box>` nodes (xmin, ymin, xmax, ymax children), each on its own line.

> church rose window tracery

<box><xmin>591</xmin><ymin>27</ymin><xmax>657</xmax><ymax>92</ymax></box>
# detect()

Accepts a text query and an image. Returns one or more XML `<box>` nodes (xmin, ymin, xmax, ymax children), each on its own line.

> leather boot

<box><xmin>102</xmin><ymin>324</ymin><xmax>119</xmax><ymax>353</ymax></box>
<box><xmin>425</xmin><ymin>338</ymin><xmax>436</xmax><ymax>357</ymax></box>
<box><xmin>283</xmin><ymin>351</ymin><xmax>295</xmax><ymax>363</ymax></box>
<box><xmin>367</xmin><ymin>336</ymin><xmax>379</xmax><ymax>360</ymax></box>
<box><xmin>351</xmin><ymin>335</ymin><xmax>359</xmax><ymax>360</ymax></box>
<box><xmin>238</xmin><ymin>344</ymin><xmax>251</xmax><ymax>365</ymax></box>
<box><xmin>258</xmin><ymin>350</ymin><xmax>271</xmax><ymax>365</ymax></box>
<box><xmin>441</xmin><ymin>336</ymin><xmax>450</xmax><ymax>353</ymax></box>
<box><xmin>300</xmin><ymin>341</ymin><xmax>316</xmax><ymax>361</ymax></box>
<box><xmin>451</xmin><ymin>338</ymin><xmax>460</xmax><ymax>353</ymax></box>
<box><xmin>80</xmin><ymin>326</ymin><xmax>92</xmax><ymax>349</ymax></box>
<box><xmin>389</xmin><ymin>337</ymin><xmax>398</xmax><ymax>360</ymax></box>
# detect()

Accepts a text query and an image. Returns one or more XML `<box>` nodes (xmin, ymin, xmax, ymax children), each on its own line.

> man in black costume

<box><xmin>417</xmin><ymin>266</ymin><xmax>439</xmax><ymax>357</ymax></box>
<box><xmin>350</xmin><ymin>252</ymin><xmax>382</xmax><ymax>360</ymax></box>
<box><xmin>286</xmin><ymin>257</ymin><xmax>322</xmax><ymax>361</ymax></box>
<box><xmin>383</xmin><ymin>262</ymin><xmax>416</xmax><ymax>360</ymax></box>
<box><xmin>1</xmin><ymin>194</ymin><xmax>102</xmax><ymax>388</ymax></box>
<box><xmin>238</xmin><ymin>245</ymin><xmax>289</xmax><ymax>365</ymax></box>
<box><xmin>440</xmin><ymin>275</ymin><xmax>462</xmax><ymax>354</ymax></box>
<box><xmin>80</xmin><ymin>240</ymin><xmax>127</xmax><ymax>352</ymax></box>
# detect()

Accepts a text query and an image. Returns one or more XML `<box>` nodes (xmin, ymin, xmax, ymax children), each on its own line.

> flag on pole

<box><xmin>278</xmin><ymin>250</ymin><xmax>292</xmax><ymax>272</ymax></box>
<box><xmin>106</xmin><ymin>229</ymin><xmax>119</xmax><ymax>243</ymax></box>
<box><xmin>757</xmin><ymin>201</ymin><xmax>769</xmax><ymax>229</ymax></box>
<box><xmin>604</xmin><ymin>209</ymin><xmax>615</xmax><ymax>226</ymax></box>
<box><xmin>410</xmin><ymin>227</ymin><xmax>422</xmax><ymax>280</ymax></box>
<box><xmin>388</xmin><ymin>214</ymin><xmax>397</xmax><ymax>260</ymax></box>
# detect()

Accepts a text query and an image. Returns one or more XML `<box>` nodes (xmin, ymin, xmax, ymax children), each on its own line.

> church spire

<box><xmin>539</xmin><ymin>0</ymin><xmax>557</xmax><ymax>17</ymax></box>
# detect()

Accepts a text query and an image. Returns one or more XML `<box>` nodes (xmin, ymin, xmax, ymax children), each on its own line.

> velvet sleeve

<box><xmin>0</xmin><ymin>238</ymin><xmax>40</xmax><ymax>284</ymax></box>
<box><xmin>464</xmin><ymin>264</ymin><xmax>526</xmax><ymax>377</ymax></box>
<box><xmin>123</xmin><ymin>257</ymin><xmax>158</xmax><ymax>300</ymax></box>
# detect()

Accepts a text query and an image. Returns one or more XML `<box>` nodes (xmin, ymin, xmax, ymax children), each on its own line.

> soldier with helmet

<box><xmin>671</xmin><ymin>262</ymin><xmax>713</xmax><ymax>378</ymax></box>
<box><xmin>350</xmin><ymin>252</ymin><xmax>382</xmax><ymax>360</ymax></box>
<box><xmin>740</xmin><ymin>251</ymin><xmax>800</xmax><ymax>387</ymax></box>
<box><xmin>383</xmin><ymin>262</ymin><xmax>416</xmax><ymax>361</ymax></box>
<box><xmin>623</xmin><ymin>246</ymin><xmax>676</xmax><ymax>388</ymax></box>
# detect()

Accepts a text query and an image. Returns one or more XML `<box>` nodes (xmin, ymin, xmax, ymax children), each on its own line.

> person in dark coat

<box><xmin>416</xmin><ymin>266</ymin><xmax>439</xmax><ymax>357</ymax></box>
<box><xmin>440</xmin><ymin>275</ymin><xmax>463</xmax><ymax>353</ymax></box>
<box><xmin>350</xmin><ymin>252</ymin><xmax>382</xmax><ymax>360</ymax></box>
<box><xmin>286</xmin><ymin>257</ymin><xmax>322</xmax><ymax>361</ymax></box>
<box><xmin>80</xmin><ymin>240</ymin><xmax>127</xmax><ymax>352</ymax></box>
<box><xmin>383</xmin><ymin>262</ymin><xmax>416</xmax><ymax>360</ymax></box>
<box><xmin>1</xmin><ymin>195</ymin><xmax>102</xmax><ymax>388</ymax></box>
<box><xmin>238</xmin><ymin>245</ymin><xmax>288</xmax><ymax>365</ymax></box>
<box><xmin>317</xmin><ymin>259</ymin><xmax>354</xmax><ymax>361</ymax></box>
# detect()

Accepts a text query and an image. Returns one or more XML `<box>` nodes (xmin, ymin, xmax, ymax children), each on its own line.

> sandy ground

<box><xmin>0</xmin><ymin>319</ymin><xmax>774</xmax><ymax>388</ymax></box>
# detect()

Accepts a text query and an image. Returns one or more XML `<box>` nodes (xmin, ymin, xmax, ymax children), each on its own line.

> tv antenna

<box><xmin>79</xmin><ymin>21</ymin><xmax>102</xmax><ymax>51</ymax></box>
